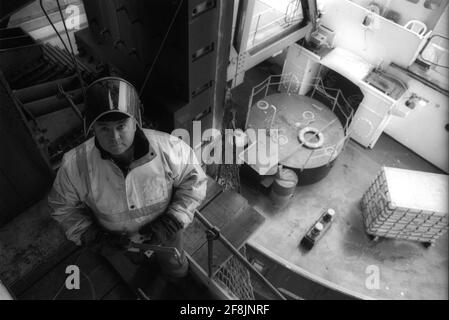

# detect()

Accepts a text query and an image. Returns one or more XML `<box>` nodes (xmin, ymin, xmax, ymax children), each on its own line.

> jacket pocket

<box><xmin>142</xmin><ymin>176</ymin><xmax>168</xmax><ymax>205</ymax></box>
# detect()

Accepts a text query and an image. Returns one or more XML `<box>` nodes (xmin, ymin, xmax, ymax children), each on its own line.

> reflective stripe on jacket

<box><xmin>48</xmin><ymin>129</ymin><xmax>207</xmax><ymax>245</ymax></box>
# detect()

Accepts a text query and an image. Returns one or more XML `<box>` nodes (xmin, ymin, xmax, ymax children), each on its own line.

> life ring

<box><xmin>303</xmin><ymin>111</ymin><xmax>315</xmax><ymax>121</ymax></box>
<box><xmin>257</xmin><ymin>100</ymin><xmax>269</xmax><ymax>110</ymax></box>
<box><xmin>298</xmin><ymin>127</ymin><xmax>324</xmax><ymax>149</ymax></box>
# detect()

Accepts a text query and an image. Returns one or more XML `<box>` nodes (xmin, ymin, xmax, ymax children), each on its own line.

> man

<box><xmin>48</xmin><ymin>77</ymin><xmax>207</xmax><ymax>281</ymax></box>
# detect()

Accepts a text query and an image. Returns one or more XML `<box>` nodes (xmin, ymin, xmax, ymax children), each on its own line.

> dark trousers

<box><xmin>97</xmin><ymin>230</ymin><xmax>189</xmax><ymax>298</ymax></box>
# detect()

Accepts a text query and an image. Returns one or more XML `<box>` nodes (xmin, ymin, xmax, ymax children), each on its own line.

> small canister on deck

<box><xmin>269</xmin><ymin>166</ymin><xmax>298</xmax><ymax>209</ymax></box>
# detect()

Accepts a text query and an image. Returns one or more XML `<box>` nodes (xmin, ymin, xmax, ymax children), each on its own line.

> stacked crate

<box><xmin>361</xmin><ymin>167</ymin><xmax>448</xmax><ymax>244</ymax></box>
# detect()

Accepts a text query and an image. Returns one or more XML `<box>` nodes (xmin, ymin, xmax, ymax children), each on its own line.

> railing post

<box><xmin>205</xmin><ymin>227</ymin><xmax>220</xmax><ymax>278</ymax></box>
<box><xmin>195</xmin><ymin>210</ymin><xmax>287</xmax><ymax>300</ymax></box>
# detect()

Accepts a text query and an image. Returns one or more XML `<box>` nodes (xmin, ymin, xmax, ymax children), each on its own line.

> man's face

<box><xmin>93</xmin><ymin>116</ymin><xmax>137</xmax><ymax>155</ymax></box>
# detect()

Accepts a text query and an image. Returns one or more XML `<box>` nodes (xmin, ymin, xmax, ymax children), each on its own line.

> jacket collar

<box><xmin>94</xmin><ymin>127</ymin><xmax>157</xmax><ymax>170</ymax></box>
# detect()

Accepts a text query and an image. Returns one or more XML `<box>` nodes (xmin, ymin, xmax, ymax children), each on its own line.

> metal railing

<box><xmin>245</xmin><ymin>72</ymin><xmax>355</xmax><ymax>171</ymax></box>
<box><xmin>194</xmin><ymin>209</ymin><xmax>287</xmax><ymax>300</ymax></box>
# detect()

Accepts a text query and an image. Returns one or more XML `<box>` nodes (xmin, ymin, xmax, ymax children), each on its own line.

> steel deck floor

<box><xmin>241</xmin><ymin>135</ymin><xmax>447</xmax><ymax>300</ymax></box>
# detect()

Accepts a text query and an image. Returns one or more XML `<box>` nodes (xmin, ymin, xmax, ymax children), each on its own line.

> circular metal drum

<box><xmin>247</xmin><ymin>93</ymin><xmax>346</xmax><ymax>185</ymax></box>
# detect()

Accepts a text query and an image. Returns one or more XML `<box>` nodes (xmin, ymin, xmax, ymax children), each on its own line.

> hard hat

<box><xmin>84</xmin><ymin>77</ymin><xmax>142</xmax><ymax>135</ymax></box>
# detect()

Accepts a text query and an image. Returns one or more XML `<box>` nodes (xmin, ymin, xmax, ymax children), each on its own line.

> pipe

<box><xmin>47</xmin><ymin>45</ymin><xmax>75</xmax><ymax>69</ymax></box>
<box><xmin>43</xmin><ymin>45</ymin><xmax>64</xmax><ymax>66</ymax></box>
<box><xmin>43</xmin><ymin>46</ymin><xmax>67</xmax><ymax>70</ymax></box>
<box><xmin>42</xmin><ymin>46</ymin><xmax>73</xmax><ymax>77</ymax></box>
<box><xmin>194</xmin><ymin>209</ymin><xmax>287</xmax><ymax>300</ymax></box>
<box><xmin>48</xmin><ymin>45</ymin><xmax>92</xmax><ymax>76</ymax></box>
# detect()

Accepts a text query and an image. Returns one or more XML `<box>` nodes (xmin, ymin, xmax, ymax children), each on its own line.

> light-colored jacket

<box><xmin>48</xmin><ymin>129</ymin><xmax>207</xmax><ymax>245</ymax></box>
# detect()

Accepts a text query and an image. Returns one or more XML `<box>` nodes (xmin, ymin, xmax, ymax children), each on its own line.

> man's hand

<box><xmin>80</xmin><ymin>224</ymin><xmax>102</xmax><ymax>246</ymax></box>
<box><xmin>139</xmin><ymin>214</ymin><xmax>183</xmax><ymax>244</ymax></box>
<box><xmin>80</xmin><ymin>224</ymin><xmax>130</xmax><ymax>255</ymax></box>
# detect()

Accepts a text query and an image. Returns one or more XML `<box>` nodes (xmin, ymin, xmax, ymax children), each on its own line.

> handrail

<box><xmin>245</xmin><ymin>72</ymin><xmax>356</xmax><ymax>169</ymax></box>
<box><xmin>194</xmin><ymin>209</ymin><xmax>287</xmax><ymax>300</ymax></box>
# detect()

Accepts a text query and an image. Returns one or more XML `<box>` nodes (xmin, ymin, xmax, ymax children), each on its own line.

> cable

<box><xmin>39</xmin><ymin>0</ymin><xmax>70</xmax><ymax>53</ymax></box>
<box><xmin>139</xmin><ymin>0</ymin><xmax>184</xmax><ymax>97</ymax></box>
<box><xmin>39</xmin><ymin>0</ymin><xmax>87</xmax><ymax>98</ymax></box>
<box><xmin>56</xmin><ymin>0</ymin><xmax>87</xmax><ymax>96</ymax></box>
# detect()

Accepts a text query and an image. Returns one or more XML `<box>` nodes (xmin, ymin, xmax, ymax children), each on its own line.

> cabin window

<box><xmin>246</xmin><ymin>0</ymin><xmax>305</xmax><ymax>51</ymax></box>
<box><xmin>419</xmin><ymin>35</ymin><xmax>449</xmax><ymax>71</ymax></box>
